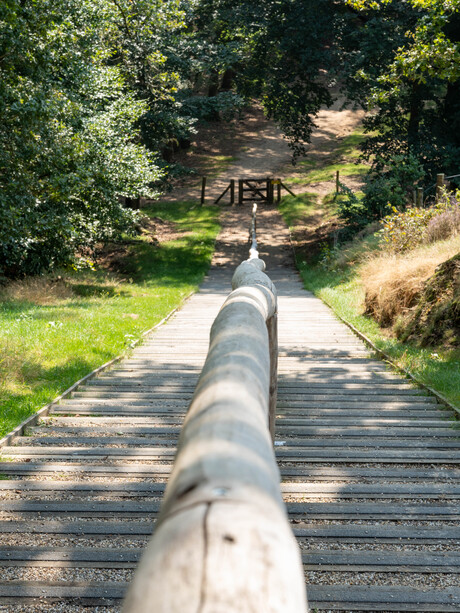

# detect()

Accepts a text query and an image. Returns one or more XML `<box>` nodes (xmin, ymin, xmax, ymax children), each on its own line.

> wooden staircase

<box><xmin>1</xmin><ymin>207</ymin><xmax>459</xmax><ymax>611</ymax></box>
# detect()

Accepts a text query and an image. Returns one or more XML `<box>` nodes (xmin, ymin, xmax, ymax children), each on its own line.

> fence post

<box><xmin>267</xmin><ymin>178</ymin><xmax>274</xmax><ymax>204</ymax></box>
<box><xmin>200</xmin><ymin>177</ymin><xmax>207</xmax><ymax>206</ymax></box>
<box><xmin>436</xmin><ymin>173</ymin><xmax>445</xmax><ymax>202</ymax></box>
<box><xmin>230</xmin><ymin>179</ymin><xmax>235</xmax><ymax>205</ymax></box>
<box><xmin>336</xmin><ymin>170</ymin><xmax>340</xmax><ymax>194</ymax></box>
<box><xmin>417</xmin><ymin>187</ymin><xmax>424</xmax><ymax>207</ymax></box>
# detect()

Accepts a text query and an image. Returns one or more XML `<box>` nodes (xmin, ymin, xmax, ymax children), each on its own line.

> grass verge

<box><xmin>0</xmin><ymin>201</ymin><xmax>220</xmax><ymax>439</ymax></box>
<box><xmin>295</xmin><ymin>258</ymin><xmax>460</xmax><ymax>411</ymax></box>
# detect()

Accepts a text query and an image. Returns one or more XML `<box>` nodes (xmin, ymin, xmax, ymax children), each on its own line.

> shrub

<box><xmin>380</xmin><ymin>206</ymin><xmax>435</xmax><ymax>252</ymax></box>
<box><xmin>337</xmin><ymin>153</ymin><xmax>424</xmax><ymax>230</ymax></box>
<box><xmin>381</xmin><ymin>190</ymin><xmax>460</xmax><ymax>253</ymax></box>
<box><xmin>426</xmin><ymin>206</ymin><xmax>460</xmax><ymax>243</ymax></box>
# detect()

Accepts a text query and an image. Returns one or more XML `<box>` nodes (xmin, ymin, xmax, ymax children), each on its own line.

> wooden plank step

<box><xmin>282</xmin><ymin>482</ymin><xmax>460</xmax><ymax>496</ymax></box>
<box><xmin>301</xmin><ymin>550</ymin><xmax>460</xmax><ymax>572</ymax></box>
<box><xmin>51</xmin><ymin>406</ymin><xmax>187</xmax><ymax>414</ymax></box>
<box><xmin>276</xmin><ymin>417</ymin><xmax>453</xmax><ymax>426</ymax></box>
<box><xmin>275</xmin><ymin>426</ymin><xmax>458</xmax><ymax>437</ymax></box>
<box><xmin>1</xmin><ymin>520</ymin><xmax>457</xmax><ymax>543</ymax></box>
<box><xmin>14</xmin><ymin>436</ymin><xmax>460</xmax><ymax>449</ymax></box>
<box><xmin>277</xmin><ymin>401</ymin><xmax>439</xmax><ymax>408</ymax></box>
<box><xmin>2</xmin><ymin>501</ymin><xmax>459</xmax><ymax>519</ymax></box>
<box><xmin>54</xmin><ymin>406</ymin><xmax>446</xmax><ymax>418</ymax></box>
<box><xmin>94</xmin><ymin>379</ymin><xmax>422</xmax><ymax>392</ymax></box>
<box><xmin>0</xmin><ymin>581</ymin><xmax>126</xmax><ymax>601</ymax></box>
<box><xmin>2</xmin><ymin>480</ymin><xmax>459</xmax><ymax>498</ymax></box>
<box><xmin>2</xmin><ymin>462</ymin><xmax>459</xmax><ymax>480</ymax></box>
<box><xmin>0</xmin><ymin>583</ymin><xmax>459</xmax><ymax>610</ymax></box>
<box><xmin>0</xmin><ymin>521</ymin><xmax>155</xmax><ymax>535</ymax></box>
<box><xmin>0</xmin><ymin>547</ymin><xmax>141</xmax><ymax>567</ymax></box>
<box><xmin>0</xmin><ymin>480</ymin><xmax>167</xmax><ymax>493</ymax></box>
<box><xmin>4</xmin><ymin>446</ymin><xmax>460</xmax><ymax>461</ymax></box>
<box><xmin>277</xmin><ymin>410</ymin><xmax>447</xmax><ymax>418</ymax></box>
<box><xmin>274</xmin><ymin>438</ymin><xmax>460</xmax><ymax>449</ymax></box>
<box><xmin>13</xmin><ymin>436</ymin><xmax>179</xmax><ymax>447</ymax></box>
<box><xmin>307</xmin><ymin>585</ymin><xmax>460</xmax><ymax>611</ymax></box>
<box><xmin>30</xmin><ymin>426</ymin><xmax>182</xmax><ymax>435</ymax></box>
<box><xmin>1</xmin><ymin>548</ymin><xmax>459</xmax><ymax>573</ymax></box>
<box><xmin>0</xmin><ymin>462</ymin><xmax>176</xmax><ymax>475</ymax></box>
<box><xmin>293</xmin><ymin>523</ymin><xmax>460</xmax><ymax>542</ymax></box>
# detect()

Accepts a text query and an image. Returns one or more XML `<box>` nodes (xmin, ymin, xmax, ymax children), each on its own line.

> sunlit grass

<box><xmin>0</xmin><ymin>201</ymin><xmax>220</xmax><ymax>438</ymax></box>
<box><xmin>285</xmin><ymin>128</ymin><xmax>369</xmax><ymax>187</ymax></box>
<box><xmin>287</xmin><ymin>162</ymin><xmax>369</xmax><ymax>185</ymax></box>
<box><xmin>278</xmin><ymin>193</ymin><xmax>318</xmax><ymax>229</ymax></box>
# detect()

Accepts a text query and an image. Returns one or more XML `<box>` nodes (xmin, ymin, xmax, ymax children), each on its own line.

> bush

<box><xmin>426</xmin><ymin>206</ymin><xmax>460</xmax><ymax>243</ymax></box>
<box><xmin>337</xmin><ymin>154</ymin><xmax>424</xmax><ymax>230</ymax></box>
<box><xmin>381</xmin><ymin>190</ymin><xmax>460</xmax><ymax>253</ymax></box>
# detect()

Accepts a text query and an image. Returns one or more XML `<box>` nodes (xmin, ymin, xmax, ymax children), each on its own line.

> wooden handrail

<box><xmin>123</xmin><ymin>237</ymin><xmax>307</xmax><ymax>612</ymax></box>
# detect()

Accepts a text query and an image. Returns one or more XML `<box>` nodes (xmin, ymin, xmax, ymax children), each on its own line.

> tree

<box><xmin>340</xmin><ymin>0</ymin><xmax>460</xmax><ymax>179</ymax></box>
<box><xmin>0</xmin><ymin>0</ymin><xmax>164</xmax><ymax>276</ymax></box>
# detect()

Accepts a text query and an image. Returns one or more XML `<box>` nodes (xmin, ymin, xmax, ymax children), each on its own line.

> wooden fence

<box><xmin>123</xmin><ymin>208</ymin><xmax>307</xmax><ymax>613</ymax></box>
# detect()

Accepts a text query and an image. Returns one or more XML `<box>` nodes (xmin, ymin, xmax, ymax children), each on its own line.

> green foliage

<box><xmin>0</xmin><ymin>0</ymin><xmax>165</xmax><ymax>277</ymax></box>
<box><xmin>339</xmin><ymin>0</ymin><xmax>460</xmax><ymax>179</ymax></box>
<box><xmin>337</xmin><ymin>154</ymin><xmax>424</xmax><ymax>229</ymax></box>
<box><xmin>381</xmin><ymin>206</ymin><xmax>438</xmax><ymax>251</ymax></box>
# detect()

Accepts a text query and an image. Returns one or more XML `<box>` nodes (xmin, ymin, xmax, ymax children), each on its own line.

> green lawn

<box><xmin>0</xmin><ymin>201</ymin><xmax>220</xmax><ymax>438</ymax></box>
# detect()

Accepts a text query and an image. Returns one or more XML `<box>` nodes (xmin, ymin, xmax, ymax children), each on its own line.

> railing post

<box><xmin>238</xmin><ymin>179</ymin><xmax>243</xmax><ymax>205</ymax></box>
<box><xmin>417</xmin><ymin>187</ymin><xmax>424</xmax><ymax>207</ymax></box>
<box><xmin>230</xmin><ymin>179</ymin><xmax>235</xmax><ymax>205</ymax></box>
<box><xmin>201</xmin><ymin>177</ymin><xmax>207</xmax><ymax>206</ymax></box>
<box><xmin>267</xmin><ymin>313</ymin><xmax>278</xmax><ymax>442</ymax></box>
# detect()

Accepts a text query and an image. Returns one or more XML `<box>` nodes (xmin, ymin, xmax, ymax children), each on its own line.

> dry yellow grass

<box><xmin>0</xmin><ymin>277</ymin><xmax>75</xmax><ymax>305</ymax></box>
<box><xmin>360</xmin><ymin>235</ymin><xmax>460</xmax><ymax>326</ymax></box>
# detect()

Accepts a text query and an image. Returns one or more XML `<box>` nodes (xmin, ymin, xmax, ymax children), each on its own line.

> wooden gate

<box><xmin>239</xmin><ymin>178</ymin><xmax>274</xmax><ymax>204</ymax></box>
<box><xmin>212</xmin><ymin>177</ymin><xmax>295</xmax><ymax>205</ymax></box>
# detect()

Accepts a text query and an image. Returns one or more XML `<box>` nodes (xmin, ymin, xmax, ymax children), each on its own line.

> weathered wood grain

<box><xmin>123</xmin><ymin>258</ymin><xmax>306</xmax><ymax>613</ymax></box>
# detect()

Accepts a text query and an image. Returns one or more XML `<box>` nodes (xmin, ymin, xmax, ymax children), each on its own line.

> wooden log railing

<box><xmin>123</xmin><ymin>211</ymin><xmax>308</xmax><ymax>613</ymax></box>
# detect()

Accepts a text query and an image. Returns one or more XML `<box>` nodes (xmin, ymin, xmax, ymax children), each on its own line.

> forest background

<box><xmin>1</xmin><ymin>0</ymin><xmax>460</xmax><ymax>278</ymax></box>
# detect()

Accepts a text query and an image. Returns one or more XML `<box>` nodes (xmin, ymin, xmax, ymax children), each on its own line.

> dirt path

<box><xmin>162</xmin><ymin>97</ymin><xmax>365</xmax><ymax>205</ymax></box>
<box><xmin>299</xmin><ymin>97</ymin><xmax>366</xmax><ymax>198</ymax></box>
